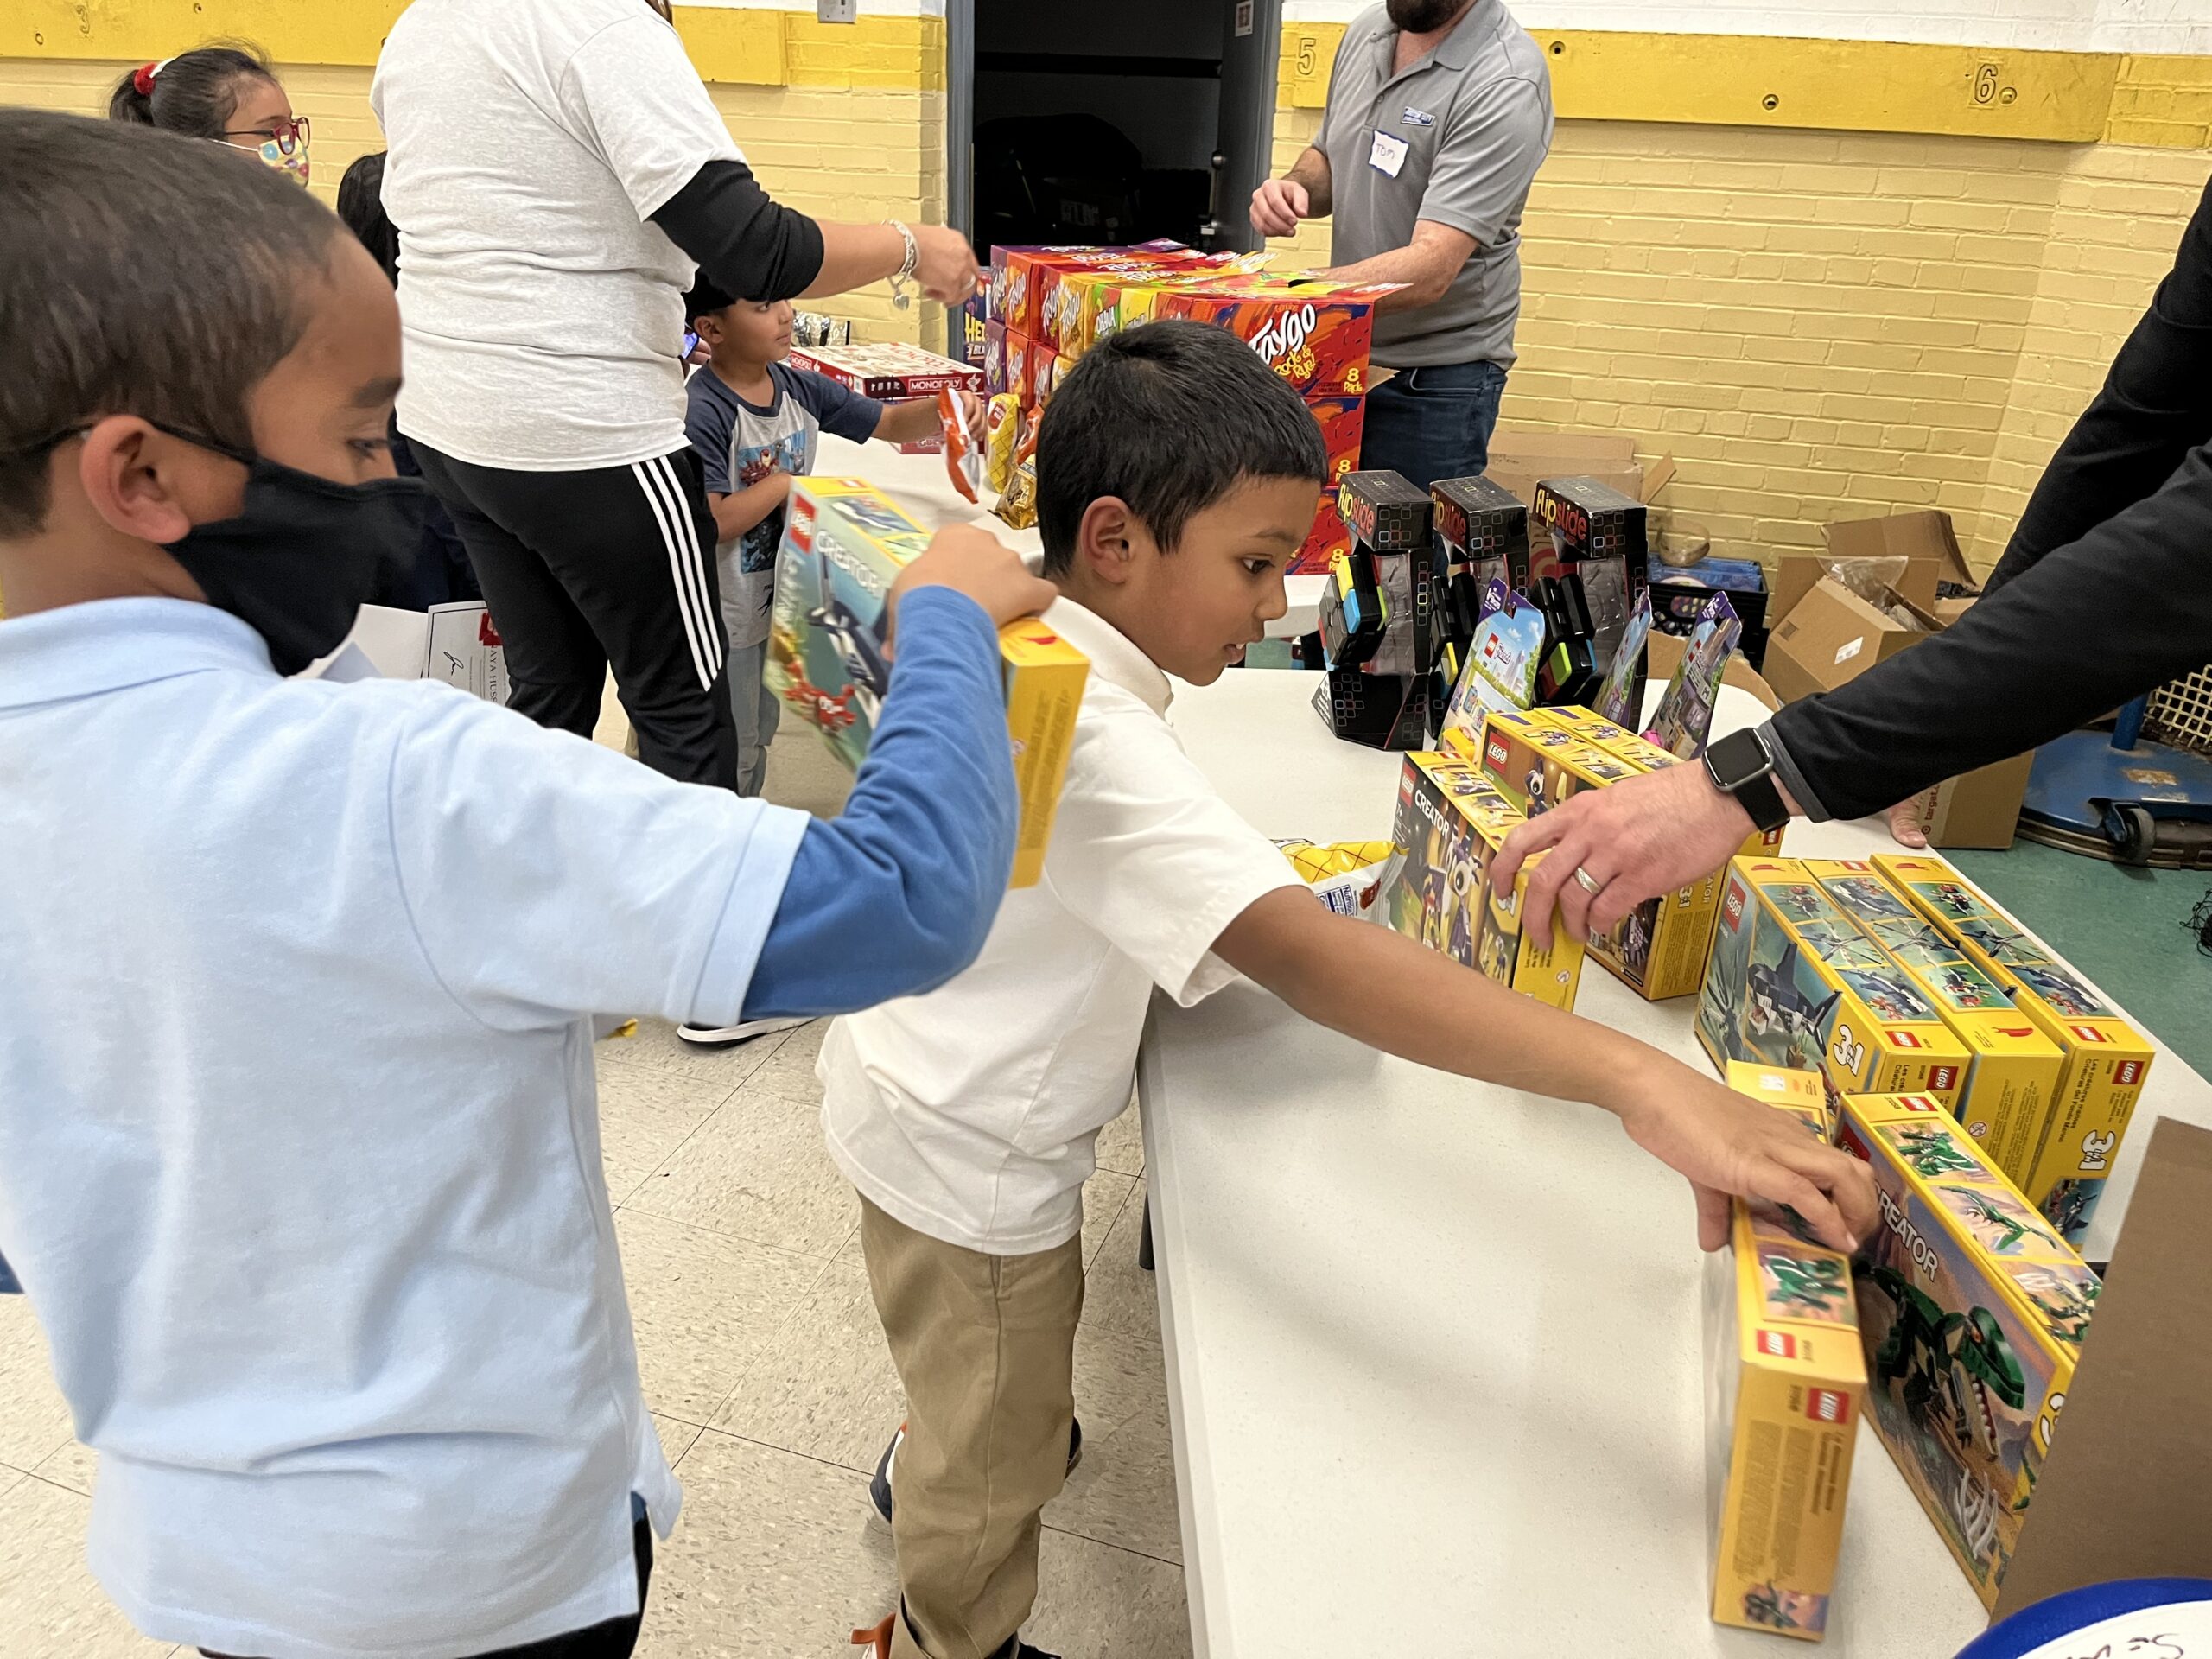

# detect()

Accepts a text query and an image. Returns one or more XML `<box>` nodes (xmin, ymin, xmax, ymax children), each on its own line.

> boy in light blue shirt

<box><xmin>0</xmin><ymin>111</ymin><xmax>1051</xmax><ymax>1659</ymax></box>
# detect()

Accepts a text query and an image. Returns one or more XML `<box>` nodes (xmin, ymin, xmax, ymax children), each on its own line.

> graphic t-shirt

<box><xmin>684</xmin><ymin>363</ymin><xmax>881</xmax><ymax>648</ymax></box>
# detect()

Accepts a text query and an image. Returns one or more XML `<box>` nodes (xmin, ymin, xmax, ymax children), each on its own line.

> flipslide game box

<box><xmin>766</xmin><ymin>479</ymin><xmax>1088</xmax><ymax>887</ymax></box>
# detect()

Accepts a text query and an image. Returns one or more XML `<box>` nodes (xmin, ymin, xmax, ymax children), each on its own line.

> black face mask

<box><xmin>161</xmin><ymin>435</ymin><xmax>430</xmax><ymax>676</ymax></box>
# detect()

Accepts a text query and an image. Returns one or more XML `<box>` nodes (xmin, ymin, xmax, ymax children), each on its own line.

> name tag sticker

<box><xmin>1402</xmin><ymin>105</ymin><xmax>1435</xmax><ymax>126</ymax></box>
<box><xmin>1369</xmin><ymin>129</ymin><xmax>1409</xmax><ymax>178</ymax></box>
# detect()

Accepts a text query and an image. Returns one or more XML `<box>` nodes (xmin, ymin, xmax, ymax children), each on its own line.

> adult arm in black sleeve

<box><xmin>1986</xmin><ymin>175</ymin><xmax>2212</xmax><ymax>596</ymax></box>
<box><xmin>1765</xmin><ymin>440</ymin><xmax>2212</xmax><ymax>821</ymax></box>
<box><xmin>650</xmin><ymin>157</ymin><xmax>826</xmax><ymax>302</ymax></box>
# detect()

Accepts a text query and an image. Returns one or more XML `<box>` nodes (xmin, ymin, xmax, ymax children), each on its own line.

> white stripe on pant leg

<box><xmin>650</xmin><ymin>454</ymin><xmax>724</xmax><ymax>681</ymax></box>
<box><xmin>640</xmin><ymin>455</ymin><xmax>724</xmax><ymax>686</ymax></box>
<box><xmin>629</xmin><ymin>461</ymin><xmax>715</xmax><ymax>692</ymax></box>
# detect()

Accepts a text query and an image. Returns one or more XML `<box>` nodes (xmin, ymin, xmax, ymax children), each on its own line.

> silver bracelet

<box><xmin>885</xmin><ymin>219</ymin><xmax>919</xmax><ymax>310</ymax></box>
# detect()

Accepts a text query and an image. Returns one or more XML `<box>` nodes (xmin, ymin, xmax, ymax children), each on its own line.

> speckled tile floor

<box><xmin>0</xmin><ymin>722</ymin><xmax>1192</xmax><ymax>1659</ymax></box>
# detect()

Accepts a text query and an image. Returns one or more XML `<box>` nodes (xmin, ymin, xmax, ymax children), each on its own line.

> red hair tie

<box><xmin>132</xmin><ymin>61</ymin><xmax>159</xmax><ymax>95</ymax></box>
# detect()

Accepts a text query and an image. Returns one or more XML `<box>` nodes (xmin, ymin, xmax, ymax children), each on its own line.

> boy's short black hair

<box><xmin>337</xmin><ymin>151</ymin><xmax>399</xmax><ymax>286</ymax></box>
<box><xmin>1036</xmin><ymin>319</ymin><xmax>1327</xmax><ymax>579</ymax></box>
<box><xmin>0</xmin><ymin>110</ymin><xmax>341</xmax><ymax>537</ymax></box>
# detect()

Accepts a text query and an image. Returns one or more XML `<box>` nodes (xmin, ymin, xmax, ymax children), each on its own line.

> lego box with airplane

<box><xmin>1838</xmin><ymin>1092</ymin><xmax>2100</xmax><ymax>1609</ymax></box>
<box><xmin>766</xmin><ymin>479</ymin><xmax>1088</xmax><ymax>887</ymax></box>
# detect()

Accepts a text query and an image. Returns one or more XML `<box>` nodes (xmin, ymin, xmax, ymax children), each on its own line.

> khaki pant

<box><xmin>859</xmin><ymin>1196</ymin><xmax>1085</xmax><ymax>1659</ymax></box>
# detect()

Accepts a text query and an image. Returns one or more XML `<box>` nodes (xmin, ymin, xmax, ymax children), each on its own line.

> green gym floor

<box><xmin>1954</xmin><ymin>841</ymin><xmax>2212</xmax><ymax>1077</ymax></box>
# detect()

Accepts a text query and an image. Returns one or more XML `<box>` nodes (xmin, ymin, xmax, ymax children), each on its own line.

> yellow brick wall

<box><xmin>1272</xmin><ymin>35</ymin><xmax>2212</xmax><ymax>574</ymax></box>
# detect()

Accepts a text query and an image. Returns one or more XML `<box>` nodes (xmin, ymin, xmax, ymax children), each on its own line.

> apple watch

<box><xmin>1704</xmin><ymin>728</ymin><xmax>1790</xmax><ymax>834</ymax></box>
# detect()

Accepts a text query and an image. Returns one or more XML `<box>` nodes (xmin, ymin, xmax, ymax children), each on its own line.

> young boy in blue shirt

<box><xmin>830</xmin><ymin>323</ymin><xmax>1879</xmax><ymax>1659</ymax></box>
<box><xmin>0</xmin><ymin>110</ymin><xmax>1050</xmax><ymax>1659</ymax></box>
<box><xmin>681</xmin><ymin>278</ymin><xmax>982</xmax><ymax>810</ymax></box>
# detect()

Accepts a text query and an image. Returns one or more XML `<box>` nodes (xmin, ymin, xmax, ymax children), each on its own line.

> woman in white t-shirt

<box><xmin>372</xmin><ymin>0</ymin><xmax>976</xmax><ymax>791</ymax></box>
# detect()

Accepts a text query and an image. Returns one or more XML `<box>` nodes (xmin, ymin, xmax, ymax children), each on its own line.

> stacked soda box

<box><xmin>1698</xmin><ymin>856</ymin><xmax>1973</xmax><ymax>1104</ymax></box>
<box><xmin>765</xmin><ymin>478</ymin><xmax>1088</xmax><ymax>887</ymax></box>
<box><xmin>1704</xmin><ymin>1062</ymin><xmax>1864</xmax><ymax>1643</ymax></box>
<box><xmin>1838</xmin><ymin>1091</ymin><xmax>2101</xmax><ymax>1608</ymax></box>
<box><xmin>787</xmin><ymin>341</ymin><xmax>982</xmax><ymax>456</ymax></box>
<box><xmin>983</xmin><ymin>242</ymin><xmax>1395</xmax><ymax>570</ymax></box>
<box><xmin>1378</xmin><ymin>747</ymin><xmax>1586</xmax><ymax>1008</ymax></box>
<box><xmin>1872</xmin><ymin>854</ymin><xmax>2152</xmax><ymax>1243</ymax></box>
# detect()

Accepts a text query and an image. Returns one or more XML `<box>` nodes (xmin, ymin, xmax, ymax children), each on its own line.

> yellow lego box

<box><xmin>1380</xmin><ymin>751</ymin><xmax>1584</xmax><ymax>1008</ymax></box>
<box><xmin>1799</xmin><ymin>860</ymin><xmax>2068</xmax><ymax>1210</ymax></box>
<box><xmin>1872</xmin><ymin>855</ymin><xmax>2153</xmax><ymax>1243</ymax></box>
<box><xmin>1699</xmin><ymin>859</ymin><xmax>1971</xmax><ymax>1104</ymax></box>
<box><xmin>1466</xmin><ymin>709</ymin><xmax>1638</xmax><ymax>816</ymax></box>
<box><xmin>766</xmin><ymin>479</ymin><xmax>1088</xmax><ymax>887</ymax></box>
<box><xmin>1705</xmin><ymin>1065</ymin><xmax>1865</xmax><ymax>1641</ymax></box>
<box><xmin>1839</xmin><ymin>1092</ymin><xmax>2101</xmax><ymax>1608</ymax></box>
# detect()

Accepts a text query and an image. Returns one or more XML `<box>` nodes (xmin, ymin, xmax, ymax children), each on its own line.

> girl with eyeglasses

<box><xmin>109</xmin><ymin>43</ymin><xmax>311</xmax><ymax>187</ymax></box>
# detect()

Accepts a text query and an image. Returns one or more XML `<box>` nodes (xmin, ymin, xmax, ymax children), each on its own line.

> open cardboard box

<box><xmin>1644</xmin><ymin>628</ymin><xmax>1777</xmax><ymax>712</ymax></box>
<box><xmin>1771</xmin><ymin>508</ymin><xmax>1980</xmax><ymax>627</ymax></box>
<box><xmin>1764</xmin><ymin>568</ymin><xmax>2029</xmax><ymax>848</ymax></box>
<box><xmin>1483</xmin><ymin>429</ymin><xmax>1675</xmax><ymax>510</ymax></box>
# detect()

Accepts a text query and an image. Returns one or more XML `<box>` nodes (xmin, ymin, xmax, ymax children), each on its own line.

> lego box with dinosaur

<box><xmin>1838</xmin><ymin>1092</ymin><xmax>2101</xmax><ymax>1609</ymax></box>
<box><xmin>766</xmin><ymin>479</ymin><xmax>1088</xmax><ymax>887</ymax></box>
<box><xmin>1703</xmin><ymin>1064</ymin><xmax>1863</xmax><ymax>1642</ymax></box>
<box><xmin>1698</xmin><ymin>858</ymin><xmax>1970</xmax><ymax>1102</ymax></box>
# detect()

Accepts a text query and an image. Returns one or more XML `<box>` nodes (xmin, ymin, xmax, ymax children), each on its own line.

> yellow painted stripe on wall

<box><xmin>1284</xmin><ymin>22</ymin><xmax>2212</xmax><ymax>148</ymax></box>
<box><xmin>6</xmin><ymin>2</ymin><xmax>938</xmax><ymax>90</ymax></box>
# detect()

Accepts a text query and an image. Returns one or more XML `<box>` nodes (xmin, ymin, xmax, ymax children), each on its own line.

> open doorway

<box><xmin>946</xmin><ymin>0</ymin><xmax>1281</xmax><ymax>265</ymax></box>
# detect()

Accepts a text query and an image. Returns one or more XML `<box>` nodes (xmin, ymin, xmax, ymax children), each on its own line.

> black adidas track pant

<box><xmin>411</xmin><ymin>442</ymin><xmax>738</xmax><ymax>791</ymax></box>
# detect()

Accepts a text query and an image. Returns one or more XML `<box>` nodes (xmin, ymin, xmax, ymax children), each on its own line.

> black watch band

<box><xmin>1704</xmin><ymin>728</ymin><xmax>1790</xmax><ymax>835</ymax></box>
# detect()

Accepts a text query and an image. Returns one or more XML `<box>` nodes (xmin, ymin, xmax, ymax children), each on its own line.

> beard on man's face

<box><xmin>1386</xmin><ymin>0</ymin><xmax>1467</xmax><ymax>30</ymax></box>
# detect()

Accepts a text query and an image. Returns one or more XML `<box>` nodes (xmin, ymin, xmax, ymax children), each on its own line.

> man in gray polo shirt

<box><xmin>1252</xmin><ymin>0</ymin><xmax>1551</xmax><ymax>491</ymax></box>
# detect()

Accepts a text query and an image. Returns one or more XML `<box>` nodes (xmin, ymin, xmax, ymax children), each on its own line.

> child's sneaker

<box><xmin>676</xmin><ymin>1015</ymin><xmax>810</xmax><ymax>1049</ymax></box>
<box><xmin>868</xmin><ymin>1417</ymin><xmax>1084</xmax><ymax>1529</ymax></box>
<box><xmin>848</xmin><ymin>1614</ymin><xmax>1059</xmax><ymax>1659</ymax></box>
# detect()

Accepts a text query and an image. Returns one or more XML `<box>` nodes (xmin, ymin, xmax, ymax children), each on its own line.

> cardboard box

<box><xmin>1482</xmin><ymin>429</ymin><xmax>1675</xmax><ymax>514</ymax></box>
<box><xmin>1698</xmin><ymin>858</ymin><xmax>1972</xmax><ymax>1102</ymax></box>
<box><xmin>1469</xmin><ymin>708</ymin><xmax>1638</xmax><ymax>816</ymax></box>
<box><xmin>1799</xmin><ymin>860</ymin><xmax>2068</xmax><ymax>1204</ymax></box>
<box><xmin>1154</xmin><ymin>280</ymin><xmax>1394</xmax><ymax>398</ymax></box>
<box><xmin>766</xmin><ymin>479</ymin><xmax>1088</xmax><ymax>887</ymax></box>
<box><xmin>1704</xmin><ymin>1065</ymin><xmax>1864</xmax><ymax>1640</ymax></box>
<box><xmin>1761</xmin><ymin>575</ymin><xmax>1931</xmax><ymax>708</ymax></box>
<box><xmin>1292</xmin><ymin>395</ymin><xmax>1368</xmax><ymax>575</ymax></box>
<box><xmin>1872</xmin><ymin>855</ymin><xmax>2154</xmax><ymax>1243</ymax></box>
<box><xmin>1839</xmin><ymin>1092</ymin><xmax>2101</xmax><ymax>1610</ymax></box>
<box><xmin>1789</xmin><ymin>509</ymin><xmax>1978</xmax><ymax>621</ymax></box>
<box><xmin>987</xmin><ymin>242</ymin><xmax>1186</xmax><ymax>340</ymax></box>
<box><xmin>788</xmin><ymin>341</ymin><xmax>982</xmax><ymax>403</ymax></box>
<box><xmin>1380</xmin><ymin>750</ymin><xmax>1585</xmax><ymax>1007</ymax></box>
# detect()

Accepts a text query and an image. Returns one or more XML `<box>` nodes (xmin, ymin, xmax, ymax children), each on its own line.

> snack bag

<box><xmin>1276</xmin><ymin>837</ymin><xmax>1396</xmax><ymax>918</ymax></box>
<box><xmin>983</xmin><ymin>393</ymin><xmax>1019</xmax><ymax>495</ymax></box>
<box><xmin>996</xmin><ymin>448</ymin><xmax>1039</xmax><ymax>531</ymax></box>
<box><xmin>939</xmin><ymin>387</ymin><xmax>982</xmax><ymax>505</ymax></box>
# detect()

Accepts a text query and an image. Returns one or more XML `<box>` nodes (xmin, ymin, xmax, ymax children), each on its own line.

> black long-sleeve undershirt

<box><xmin>650</xmin><ymin>157</ymin><xmax>825</xmax><ymax>304</ymax></box>
<box><xmin>1766</xmin><ymin>175</ymin><xmax>2212</xmax><ymax>821</ymax></box>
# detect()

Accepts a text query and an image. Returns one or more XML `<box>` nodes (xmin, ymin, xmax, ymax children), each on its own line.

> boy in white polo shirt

<box><xmin>0</xmin><ymin>111</ymin><xmax>1049</xmax><ymax>1659</ymax></box>
<box><xmin>830</xmin><ymin>321</ymin><xmax>1878</xmax><ymax>1659</ymax></box>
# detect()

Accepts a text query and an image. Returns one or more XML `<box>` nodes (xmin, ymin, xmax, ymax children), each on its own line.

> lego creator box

<box><xmin>786</xmin><ymin>342</ymin><xmax>982</xmax><ymax>402</ymax></box>
<box><xmin>1381</xmin><ymin>752</ymin><xmax>1584</xmax><ymax>1008</ymax></box>
<box><xmin>1470</xmin><ymin>709</ymin><xmax>1637</xmax><ymax>818</ymax></box>
<box><xmin>1530</xmin><ymin>474</ymin><xmax>1650</xmax><ymax>678</ymax></box>
<box><xmin>1290</xmin><ymin>396</ymin><xmax>1366</xmax><ymax>575</ymax></box>
<box><xmin>1154</xmin><ymin>281</ymin><xmax>1392</xmax><ymax>398</ymax></box>
<box><xmin>1698</xmin><ymin>859</ymin><xmax>1972</xmax><ymax>1103</ymax></box>
<box><xmin>1801</xmin><ymin>860</ymin><xmax>2067</xmax><ymax>1205</ymax></box>
<box><xmin>1839</xmin><ymin>1092</ymin><xmax>2100</xmax><ymax>1609</ymax></box>
<box><xmin>1703</xmin><ymin>1068</ymin><xmax>1863</xmax><ymax>1641</ymax></box>
<box><xmin>1725</xmin><ymin>1061</ymin><xmax>1833</xmax><ymax>1139</ymax></box>
<box><xmin>1872</xmin><ymin>854</ymin><xmax>2153</xmax><ymax>1243</ymax></box>
<box><xmin>766</xmin><ymin>479</ymin><xmax>1088</xmax><ymax>887</ymax></box>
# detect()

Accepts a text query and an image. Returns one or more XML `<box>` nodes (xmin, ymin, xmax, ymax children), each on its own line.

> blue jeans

<box><xmin>1357</xmin><ymin>359</ymin><xmax>1509</xmax><ymax>492</ymax></box>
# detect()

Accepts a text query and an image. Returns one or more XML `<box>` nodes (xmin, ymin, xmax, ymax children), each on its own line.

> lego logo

<box><xmin>1756</xmin><ymin>1331</ymin><xmax>1796</xmax><ymax>1358</ymax></box>
<box><xmin>1807</xmin><ymin>1388</ymin><xmax>1851</xmax><ymax>1425</ymax></box>
<box><xmin>1889</xmin><ymin>1029</ymin><xmax>1923</xmax><ymax>1049</ymax></box>
<box><xmin>2072</xmin><ymin>1025</ymin><xmax>2110</xmax><ymax>1044</ymax></box>
<box><xmin>1485</xmin><ymin>737</ymin><xmax>1510</xmax><ymax>770</ymax></box>
<box><xmin>2116</xmin><ymin>1059</ymin><xmax>2144</xmax><ymax>1085</ymax></box>
<box><xmin>1929</xmin><ymin>1065</ymin><xmax>1959</xmax><ymax>1091</ymax></box>
<box><xmin>1899</xmin><ymin>1096</ymin><xmax>1940</xmax><ymax>1113</ymax></box>
<box><xmin>1723</xmin><ymin>888</ymin><xmax>1745</xmax><ymax>930</ymax></box>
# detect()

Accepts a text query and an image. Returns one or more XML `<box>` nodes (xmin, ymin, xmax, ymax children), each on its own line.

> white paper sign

<box><xmin>1368</xmin><ymin>129</ymin><xmax>1408</xmax><ymax>178</ymax></box>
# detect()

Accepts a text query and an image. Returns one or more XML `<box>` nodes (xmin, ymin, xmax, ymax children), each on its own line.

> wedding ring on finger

<box><xmin>1573</xmin><ymin>866</ymin><xmax>1604</xmax><ymax>897</ymax></box>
